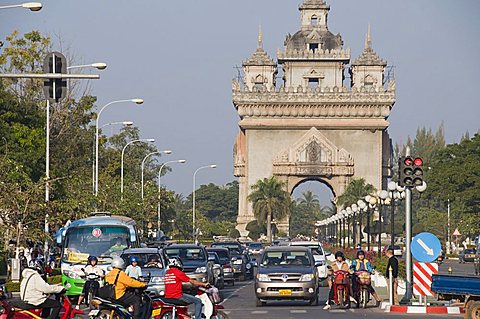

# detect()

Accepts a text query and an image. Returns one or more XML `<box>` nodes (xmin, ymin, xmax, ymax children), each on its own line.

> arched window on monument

<box><xmin>364</xmin><ymin>74</ymin><xmax>374</xmax><ymax>90</ymax></box>
<box><xmin>311</xmin><ymin>15</ymin><xmax>318</xmax><ymax>27</ymax></box>
<box><xmin>254</xmin><ymin>74</ymin><xmax>264</xmax><ymax>91</ymax></box>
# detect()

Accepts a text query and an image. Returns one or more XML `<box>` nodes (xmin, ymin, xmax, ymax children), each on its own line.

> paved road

<box><xmin>438</xmin><ymin>258</ymin><xmax>477</xmax><ymax>276</ymax></box>
<box><xmin>220</xmin><ymin>280</ymin><xmax>462</xmax><ymax>319</ymax></box>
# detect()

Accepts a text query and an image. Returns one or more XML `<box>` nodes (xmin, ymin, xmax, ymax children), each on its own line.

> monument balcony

<box><xmin>277</xmin><ymin>48</ymin><xmax>351</xmax><ymax>62</ymax></box>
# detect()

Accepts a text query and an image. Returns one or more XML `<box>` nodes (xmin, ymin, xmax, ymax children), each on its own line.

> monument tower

<box><xmin>232</xmin><ymin>0</ymin><xmax>396</xmax><ymax>235</ymax></box>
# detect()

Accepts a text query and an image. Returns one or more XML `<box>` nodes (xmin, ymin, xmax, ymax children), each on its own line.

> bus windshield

<box><xmin>62</xmin><ymin>226</ymin><xmax>131</xmax><ymax>264</ymax></box>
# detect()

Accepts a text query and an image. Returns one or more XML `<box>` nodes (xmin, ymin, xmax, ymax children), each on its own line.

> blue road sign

<box><xmin>411</xmin><ymin>232</ymin><xmax>442</xmax><ymax>262</ymax></box>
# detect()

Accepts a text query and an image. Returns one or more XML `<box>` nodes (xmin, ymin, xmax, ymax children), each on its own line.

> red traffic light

<box><xmin>404</xmin><ymin>157</ymin><xmax>413</xmax><ymax>166</ymax></box>
<box><xmin>414</xmin><ymin>157</ymin><xmax>423</xmax><ymax>166</ymax></box>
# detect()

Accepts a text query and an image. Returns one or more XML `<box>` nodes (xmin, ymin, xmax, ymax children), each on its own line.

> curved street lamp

<box><xmin>95</xmin><ymin>98</ymin><xmax>143</xmax><ymax>196</ymax></box>
<box><xmin>192</xmin><ymin>164</ymin><xmax>217</xmax><ymax>243</ymax></box>
<box><xmin>120</xmin><ymin>138</ymin><xmax>155</xmax><ymax>200</ymax></box>
<box><xmin>67</xmin><ymin>62</ymin><xmax>107</xmax><ymax>70</ymax></box>
<box><xmin>157</xmin><ymin>160</ymin><xmax>186</xmax><ymax>238</ymax></box>
<box><xmin>141</xmin><ymin>150</ymin><xmax>172</xmax><ymax>200</ymax></box>
<box><xmin>0</xmin><ymin>2</ymin><xmax>42</xmax><ymax>11</ymax></box>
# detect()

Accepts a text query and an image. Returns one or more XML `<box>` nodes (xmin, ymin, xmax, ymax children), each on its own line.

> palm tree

<box><xmin>297</xmin><ymin>191</ymin><xmax>320</xmax><ymax>213</ymax></box>
<box><xmin>336</xmin><ymin>178</ymin><xmax>376</xmax><ymax>208</ymax></box>
<box><xmin>247</xmin><ymin>176</ymin><xmax>291</xmax><ymax>243</ymax></box>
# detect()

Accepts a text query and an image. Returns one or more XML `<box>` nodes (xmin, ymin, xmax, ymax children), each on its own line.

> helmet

<box><xmin>111</xmin><ymin>257</ymin><xmax>125</xmax><ymax>269</ymax></box>
<box><xmin>87</xmin><ymin>256</ymin><xmax>98</xmax><ymax>264</ymax></box>
<box><xmin>167</xmin><ymin>257</ymin><xmax>183</xmax><ymax>270</ymax></box>
<box><xmin>357</xmin><ymin>250</ymin><xmax>365</xmax><ymax>258</ymax></box>
<box><xmin>335</xmin><ymin>251</ymin><xmax>345</xmax><ymax>259</ymax></box>
<box><xmin>28</xmin><ymin>258</ymin><xmax>45</xmax><ymax>274</ymax></box>
<box><xmin>130</xmin><ymin>256</ymin><xmax>138</xmax><ymax>263</ymax></box>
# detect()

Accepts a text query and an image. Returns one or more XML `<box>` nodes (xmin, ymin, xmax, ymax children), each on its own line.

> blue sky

<box><xmin>2</xmin><ymin>0</ymin><xmax>479</xmax><ymax>201</ymax></box>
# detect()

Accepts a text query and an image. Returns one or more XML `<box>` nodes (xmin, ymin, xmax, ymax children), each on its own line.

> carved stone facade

<box><xmin>233</xmin><ymin>0</ymin><xmax>396</xmax><ymax>235</ymax></box>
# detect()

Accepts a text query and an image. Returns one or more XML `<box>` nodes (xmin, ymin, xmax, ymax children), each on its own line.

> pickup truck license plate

<box><xmin>151</xmin><ymin>308</ymin><xmax>162</xmax><ymax>317</ymax></box>
<box><xmin>279</xmin><ymin>289</ymin><xmax>292</xmax><ymax>296</ymax></box>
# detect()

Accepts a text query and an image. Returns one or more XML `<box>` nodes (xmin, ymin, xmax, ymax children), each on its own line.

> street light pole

<box><xmin>95</xmin><ymin>99</ymin><xmax>143</xmax><ymax>196</ymax></box>
<box><xmin>192</xmin><ymin>164</ymin><xmax>216</xmax><ymax>244</ymax></box>
<box><xmin>141</xmin><ymin>150</ymin><xmax>172</xmax><ymax>200</ymax></box>
<box><xmin>120</xmin><ymin>138</ymin><xmax>155</xmax><ymax>200</ymax></box>
<box><xmin>0</xmin><ymin>2</ymin><xmax>42</xmax><ymax>10</ymax></box>
<box><xmin>157</xmin><ymin>160</ymin><xmax>186</xmax><ymax>238</ymax></box>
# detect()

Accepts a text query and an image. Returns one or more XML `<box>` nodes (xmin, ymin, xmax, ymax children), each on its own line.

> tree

<box><xmin>336</xmin><ymin>178</ymin><xmax>376</xmax><ymax>208</ymax></box>
<box><xmin>247</xmin><ymin>176</ymin><xmax>291</xmax><ymax>243</ymax></box>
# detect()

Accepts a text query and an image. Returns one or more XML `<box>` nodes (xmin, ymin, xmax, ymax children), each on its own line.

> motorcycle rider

<box><xmin>164</xmin><ymin>257</ymin><xmax>209</xmax><ymax>319</ymax></box>
<box><xmin>125</xmin><ymin>256</ymin><xmax>143</xmax><ymax>280</ymax></box>
<box><xmin>350</xmin><ymin>250</ymin><xmax>382</xmax><ymax>307</ymax></box>
<box><xmin>105</xmin><ymin>257</ymin><xmax>149</xmax><ymax>319</ymax></box>
<box><xmin>77</xmin><ymin>255</ymin><xmax>104</xmax><ymax>309</ymax></box>
<box><xmin>323</xmin><ymin>251</ymin><xmax>350</xmax><ymax>310</ymax></box>
<box><xmin>20</xmin><ymin>259</ymin><xmax>65</xmax><ymax>319</ymax></box>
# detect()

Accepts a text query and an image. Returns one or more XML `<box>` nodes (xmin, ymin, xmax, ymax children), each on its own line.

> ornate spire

<box><xmin>258</xmin><ymin>25</ymin><xmax>263</xmax><ymax>49</ymax></box>
<box><xmin>299</xmin><ymin>0</ymin><xmax>329</xmax><ymax>10</ymax></box>
<box><xmin>352</xmin><ymin>25</ymin><xmax>386</xmax><ymax>66</ymax></box>
<box><xmin>243</xmin><ymin>29</ymin><xmax>276</xmax><ymax>66</ymax></box>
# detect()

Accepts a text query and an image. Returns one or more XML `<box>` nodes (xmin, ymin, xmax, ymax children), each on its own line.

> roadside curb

<box><xmin>385</xmin><ymin>305</ymin><xmax>464</xmax><ymax>314</ymax></box>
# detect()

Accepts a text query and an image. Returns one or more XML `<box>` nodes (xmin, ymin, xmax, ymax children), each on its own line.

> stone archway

<box><xmin>272</xmin><ymin>128</ymin><xmax>354</xmax><ymax>233</ymax></box>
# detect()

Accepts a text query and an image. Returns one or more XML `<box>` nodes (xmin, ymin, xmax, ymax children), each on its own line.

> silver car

<box><xmin>254</xmin><ymin>246</ymin><xmax>320</xmax><ymax>306</ymax></box>
<box><xmin>120</xmin><ymin>248</ymin><xmax>167</xmax><ymax>297</ymax></box>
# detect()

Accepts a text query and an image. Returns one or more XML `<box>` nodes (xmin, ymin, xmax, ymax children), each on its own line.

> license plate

<box><xmin>279</xmin><ymin>289</ymin><xmax>292</xmax><ymax>296</ymax></box>
<box><xmin>151</xmin><ymin>308</ymin><xmax>162</xmax><ymax>317</ymax></box>
<box><xmin>88</xmin><ymin>309</ymin><xmax>99</xmax><ymax>316</ymax></box>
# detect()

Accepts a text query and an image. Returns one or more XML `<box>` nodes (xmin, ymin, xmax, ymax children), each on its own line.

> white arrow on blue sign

<box><xmin>411</xmin><ymin>232</ymin><xmax>442</xmax><ymax>262</ymax></box>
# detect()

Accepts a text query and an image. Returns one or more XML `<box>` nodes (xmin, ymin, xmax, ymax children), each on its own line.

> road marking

<box><xmin>290</xmin><ymin>310</ymin><xmax>307</xmax><ymax>313</ymax></box>
<box><xmin>221</xmin><ymin>282</ymin><xmax>251</xmax><ymax>303</ymax></box>
<box><xmin>251</xmin><ymin>310</ymin><xmax>268</xmax><ymax>314</ymax></box>
<box><xmin>417</xmin><ymin>238</ymin><xmax>434</xmax><ymax>255</ymax></box>
<box><xmin>329</xmin><ymin>309</ymin><xmax>346</xmax><ymax>313</ymax></box>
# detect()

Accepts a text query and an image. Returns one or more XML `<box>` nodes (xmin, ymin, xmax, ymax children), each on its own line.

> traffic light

<box><xmin>398</xmin><ymin>156</ymin><xmax>414</xmax><ymax>187</ymax></box>
<box><xmin>43</xmin><ymin>51</ymin><xmax>67</xmax><ymax>103</ymax></box>
<box><xmin>412</xmin><ymin>157</ymin><xmax>424</xmax><ymax>186</ymax></box>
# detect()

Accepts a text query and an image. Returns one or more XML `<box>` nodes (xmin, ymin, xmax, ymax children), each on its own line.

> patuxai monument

<box><xmin>233</xmin><ymin>0</ymin><xmax>396</xmax><ymax>235</ymax></box>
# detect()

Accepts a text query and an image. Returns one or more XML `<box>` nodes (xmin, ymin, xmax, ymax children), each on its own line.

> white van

<box><xmin>289</xmin><ymin>241</ymin><xmax>328</xmax><ymax>280</ymax></box>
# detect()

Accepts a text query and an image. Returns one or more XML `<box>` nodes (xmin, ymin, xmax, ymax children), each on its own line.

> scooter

<box><xmin>333</xmin><ymin>270</ymin><xmax>350</xmax><ymax>308</ymax></box>
<box><xmin>81</xmin><ymin>269</ymin><xmax>102</xmax><ymax>309</ymax></box>
<box><xmin>154</xmin><ymin>286</ymin><xmax>228</xmax><ymax>319</ymax></box>
<box><xmin>8</xmin><ymin>293</ymin><xmax>84</xmax><ymax>319</ymax></box>
<box><xmin>89</xmin><ymin>290</ymin><xmax>152</xmax><ymax>319</ymax></box>
<box><xmin>355</xmin><ymin>270</ymin><xmax>371</xmax><ymax>308</ymax></box>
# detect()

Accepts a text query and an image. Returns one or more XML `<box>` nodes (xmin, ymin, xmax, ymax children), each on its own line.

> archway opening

<box><xmin>290</xmin><ymin>179</ymin><xmax>336</xmax><ymax>238</ymax></box>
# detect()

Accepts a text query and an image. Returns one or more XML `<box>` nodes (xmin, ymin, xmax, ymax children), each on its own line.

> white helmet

<box><xmin>168</xmin><ymin>257</ymin><xmax>183</xmax><ymax>270</ymax></box>
<box><xmin>111</xmin><ymin>257</ymin><xmax>125</xmax><ymax>269</ymax></box>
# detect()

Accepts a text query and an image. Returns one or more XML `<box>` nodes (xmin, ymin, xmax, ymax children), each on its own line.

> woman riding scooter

<box><xmin>350</xmin><ymin>250</ymin><xmax>382</xmax><ymax>307</ymax></box>
<box><xmin>323</xmin><ymin>251</ymin><xmax>350</xmax><ymax>310</ymax></box>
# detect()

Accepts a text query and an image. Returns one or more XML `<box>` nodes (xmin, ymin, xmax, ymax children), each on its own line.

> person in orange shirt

<box><xmin>105</xmin><ymin>257</ymin><xmax>147</xmax><ymax>319</ymax></box>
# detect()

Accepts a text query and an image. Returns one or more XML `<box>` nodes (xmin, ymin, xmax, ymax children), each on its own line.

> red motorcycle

<box><xmin>333</xmin><ymin>270</ymin><xmax>350</xmax><ymax>308</ymax></box>
<box><xmin>5</xmin><ymin>293</ymin><xmax>84</xmax><ymax>319</ymax></box>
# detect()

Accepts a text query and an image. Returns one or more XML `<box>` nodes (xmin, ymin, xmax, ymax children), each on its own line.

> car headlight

<box><xmin>150</xmin><ymin>276</ymin><xmax>164</xmax><ymax>284</ymax></box>
<box><xmin>256</xmin><ymin>274</ymin><xmax>270</xmax><ymax>282</ymax></box>
<box><xmin>62</xmin><ymin>270</ymin><xmax>82</xmax><ymax>280</ymax></box>
<box><xmin>223</xmin><ymin>267</ymin><xmax>232</xmax><ymax>272</ymax></box>
<box><xmin>246</xmin><ymin>263</ymin><xmax>252</xmax><ymax>269</ymax></box>
<box><xmin>233</xmin><ymin>259</ymin><xmax>243</xmax><ymax>265</ymax></box>
<box><xmin>299</xmin><ymin>274</ymin><xmax>315</xmax><ymax>282</ymax></box>
<box><xmin>195</xmin><ymin>267</ymin><xmax>207</xmax><ymax>273</ymax></box>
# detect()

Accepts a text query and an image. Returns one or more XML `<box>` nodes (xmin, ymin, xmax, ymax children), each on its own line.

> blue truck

<box><xmin>431</xmin><ymin>274</ymin><xmax>480</xmax><ymax>319</ymax></box>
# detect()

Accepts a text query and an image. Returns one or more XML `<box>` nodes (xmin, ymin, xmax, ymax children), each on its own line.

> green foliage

<box><xmin>246</xmin><ymin>220</ymin><xmax>266</xmax><ymax>240</ymax></box>
<box><xmin>290</xmin><ymin>191</ymin><xmax>332</xmax><ymax>237</ymax></box>
<box><xmin>248</xmin><ymin>176</ymin><xmax>291</xmax><ymax>243</ymax></box>
<box><xmin>228</xmin><ymin>228</ymin><xmax>241</xmax><ymax>239</ymax></box>
<box><xmin>336</xmin><ymin>178</ymin><xmax>376</xmax><ymax>208</ymax></box>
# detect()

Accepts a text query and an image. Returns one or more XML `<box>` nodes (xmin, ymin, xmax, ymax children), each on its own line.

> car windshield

<box><xmin>207</xmin><ymin>250</ymin><xmax>230</xmax><ymax>263</ymax></box>
<box><xmin>208</xmin><ymin>253</ymin><xmax>220</xmax><ymax>263</ymax></box>
<box><xmin>164</xmin><ymin>248</ymin><xmax>206</xmax><ymax>261</ymax></box>
<box><xmin>212</xmin><ymin>243</ymin><xmax>241</xmax><ymax>251</ymax></box>
<box><xmin>250</xmin><ymin>243</ymin><xmax>263</xmax><ymax>249</ymax></box>
<box><xmin>464</xmin><ymin>249</ymin><xmax>475</xmax><ymax>254</ymax></box>
<box><xmin>121</xmin><ymin>253</ymin><xmax>163</xmax><ymax>268</ymax></box>
<box><xmin>62</xmin><ymin>226</ymin><xmax>130</xmax><ymax>264</ymax></box>
<box><xmin>261</xmin><ymin>251</ymin><xmax>311</xmax><ymax>267</ymax></box>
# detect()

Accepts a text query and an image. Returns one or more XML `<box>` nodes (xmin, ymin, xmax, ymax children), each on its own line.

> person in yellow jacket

<box><xmin>105</xmin><ymin>257</ymin><xmax>147</xmax><ymax>319</ymax></box>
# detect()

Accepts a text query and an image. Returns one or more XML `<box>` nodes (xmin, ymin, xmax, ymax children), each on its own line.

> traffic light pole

<box><xmin>405</xmin><ymin>146</ymin><xmax>413</xmax><ymax>301</ymax></box>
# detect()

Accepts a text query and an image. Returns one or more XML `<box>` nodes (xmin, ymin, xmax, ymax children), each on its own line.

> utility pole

<box><xmin>447</xmin><ymin>199</ymin><xmax>451</xmax><ymax>254</ymax></box>
<box><xmin>0</xmin><ymin>54</ymin><xmax>100</xmax><ymax>259</ymax></box>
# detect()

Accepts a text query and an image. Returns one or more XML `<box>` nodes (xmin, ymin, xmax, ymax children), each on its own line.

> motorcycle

<box><xmin>155</xmin><ymin>286</ymin><xmax>228</xmax><ymax>319</ymax></box>
<box><xmin>355</xmin><ymin>270</ymin><xmax>371</xmax><ymax>308</ymax></box>
<box><xmin>333</xmin><ymin>270</ymin><xmax>350</xmax><ymax>308</ymax></box>
<box><xmin>7</xmin><ymin>293</ymin><xmax>84</xmax><ymax>319</ymax></box>
<box><xmin>89</xmin><ymin>290</ymin><xmax>152</xmax><ymax>319</ymax></box>
<box><xmin>81</xmin><ymin>269</ymin><xmax>102</xmax><ymax>309</ymax></box>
